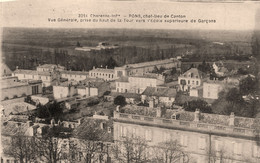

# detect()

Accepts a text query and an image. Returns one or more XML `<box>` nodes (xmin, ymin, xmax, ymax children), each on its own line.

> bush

<box><xmin>114</xmin><ymin>95</ymin><xmax>127</xmax><ymax>107</ymax></box>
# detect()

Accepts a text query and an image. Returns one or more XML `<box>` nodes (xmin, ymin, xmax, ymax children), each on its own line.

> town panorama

<box><xmin>1</xmin><ymin>28</ymin><xmax>260</xmax><ymax>163</ymax></box>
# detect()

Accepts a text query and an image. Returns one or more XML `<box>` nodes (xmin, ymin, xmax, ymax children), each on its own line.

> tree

<box><xmin>111</xmin><ymin>136</ymin><xmax>148</xmax><ymax>163</ymax></box>
<box><xmin>152</xmin><ymin>66</ymin><xmax>160</xmax><ymax>73</ymax></box>
<box><xmin>170</xmin><ymin>67</ymin><xmax>177</xmax><ymax>75</ymax></box>
<box><xmin>73</xmin><ymin>119</ymin><xmax>111</xmax><ymax>163</ymax></box>
<box><xmin>152</xmin><ymin>140</ymin><xmax>189</xmax><ymax>163</ymax></box>
<box><xmin>183</xmin><ymin>99</ymin><xmax>212</xmax><ymax>113</ymax></box>
<box><xmin>36</xmin><ymin>103</ymin><xmax>50</xmax><ymax>118</ymax></box>
<box><xmin>35</xmin><ymin>126</ymin><xmax>67</xmax><ymax>163</ymax></box>
<box><xmin>114</xmin><ymin>95</ymin><xmax>127</xmax><ymax>107</ymax></box>
<box><xmin>105</xmin><ymin>57</ymin><xmax>118</xmax><ymax>69</ymax></box>
<box><xmin>77</xmin><ymin>41</ymin><xmax>81</xmax><ymax>47</ymax></box>
<box><xmin>7</xmin><ymin>135</ymin><xmax>37</xmax><ymax>163</ymax></box>
<box><xmin>239</xmin><ymin>75</ymin><xmax>258</xmax><ymax>95</ymax></box>
<box><xmin>225</xmin><ymin>88</ymin><xmax>243</xmax><ymax>105</ymax></box>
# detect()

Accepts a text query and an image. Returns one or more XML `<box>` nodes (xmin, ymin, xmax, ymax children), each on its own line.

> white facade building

<box><xmin>114</xmin><ymin>58</ymin><xmax>181</xmax><ymax>78</ymax></box>
<box><xmin>61</xmin><ymin>71</ymin><xmax>89</xmax><ymax>81</ymax></box>
<box><xmin>89</xmin><ymin>67</ymin><xmax>115</xmax><ymax>81</ymax></box>
<box><xmin>115</xmin><ymin>73</ymin><xmax>165</xmax><ymax>94</ymax></box>
<box><xmin>178</xmin><ymin>68</ymin><xmax>207</xmax><ymax>92</ymax></box>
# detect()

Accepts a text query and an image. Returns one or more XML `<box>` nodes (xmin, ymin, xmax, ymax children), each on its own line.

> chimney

<box><xmin>149</xmin><ymin>99</ymin><xmax>155</xmax><ymax>108</ymax></box>
<box><xmin>77</xmin><ymin>118</ymin><xmax>82</xmax><ymax>125</ymax></box>
<box><xmin>58</xmin><ymin>119</ymin><xmax>61</xmax><ymax>126</ymax></box>
<box><xmin>88</xmin><ymin>82</ymin><xmax>91</xmax><ymax>96</ymax></box>
<box><xmin>194</xmin><ymin>109</ymin><xmax>200</xmax><ymax>122</ymax></box>
<box><xmin>106</xmin><ymin>66</ymin><xmax>108</xmax><ymax>69</ymax></box>
<box><xmin>50</xmin><ymin>118</ymin><xmax>55</xmax><ymax>127</ymax></box>
<box><xmin>229</xmin><ymin>112</ymin><xmax>235</xmax><ymax>126</ymax></box>
<box><xmin>156</xmin><ymin>107</ymin><xmax>162</xmax><ymax>118</ymax></box>
<box><xmin>93</xmin><ymin>66</ymin><xmax>95</xmax><ymax>69</ymax></box>
<box><xmin>27</xmin><ymin>121</ymin><xmax>33</xmax><ymax>127</ymax></box>
<box><xmin>116</xmin><ymin>105</ymin><xmax>120</xmax><ymax>112</ymax></box>
<box><xmin>16</xmin><ymin>66</ymin><xmax>19</xmax><ymax>70</ymax></box>
<box><xmin>100</xmin><ymin>122</ymin><xmax>104</xmax><ymax>130</ymax></box>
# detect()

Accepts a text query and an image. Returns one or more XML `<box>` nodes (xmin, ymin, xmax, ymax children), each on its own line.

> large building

<box><xmin>1</xmin><ymin>63</ymin><xmax>12</xmax><ymax>77</ymax></box>
<box><xmin>61</xmin><ymin>70</ymin><xmax>89</xmax><ymax>81</ymax></box>
<box><xmin>113</xmin><ymin>105</ymin><xmax>260</xmax><ymax>163</ymax></box>
<box><xmin>36</xmin><ymin>64</ymin><xmax>65</xmax><ymax>72</ymax></box>
<box><xmin>114</xmin><ymin>58</ymin><xmax>181</xmax><ymax>78</ymax></box>
<box><xmin>115</xmin><ymin>73</ymin><xmax>165</xmax><ymax>94</ymax></box>
<box><xmin>1</xmin><ymin>76</ymin><xmax>42</xmax><ymax>101</ymax></box>
<box><xmin>141</xmin><ymin>86</ymin><xmax>177</xmax><ymax>107</ymax></box>
<box><xmin>178</xmin><ymin>68</ymin><xmax>207</xmax><ymax>92</ymax></box>
<box><xmin>53</xmin><ymin>80</ymin><xmax>110</xmax><ymax>100</ymax></box>
<box><xmin>89</xmin><ymin>67</ymin><xmax>115</xmax><ymax>81</ymax></box>
<box><xmin>12</xmin><ymin>64</ymin><xmax>64</xmax><ymax>87</ymax></box>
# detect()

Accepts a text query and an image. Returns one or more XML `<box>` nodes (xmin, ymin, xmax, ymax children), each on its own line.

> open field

<box><xmin>2</xmin><ymin>28</ymin><xmax>255</xmax><ymax>71</ymax></box>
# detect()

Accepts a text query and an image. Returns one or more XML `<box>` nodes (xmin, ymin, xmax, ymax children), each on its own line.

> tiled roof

<box><xmin>1</xmin><ymin>102</ymin><xmax>36</xmax><ymax>115</ymax></box>
<box><xmin>13</xmin><ymin>69</ymin><xmax>52</xmax><ymax>76</ymax></box>
<box><xmin>61</xmin><ymin>71</ymin><xmax>89</xmax><ymax>75</ymax></box>
<box><xmin>142</xmin><ymin>87</ymin><xmax>177</xmax><ymax>97</ymax></box>
<box><xmin>73</xmin><ymin>117</ymin><xmax>113</xmax><ymax>142</ymax></box>
<box><xmin>89</xmin><ymin>68</ymin><xmax>114</xmax><ymax>73</ymax></box>
<box><xmin>120</xmin><ymin>105</ymin><xmax>260</xmax><ymax>129</ymax></box>
<box><xmin>131</xmin><ymin>73</ymin><xmax>164</xmax><ymax>79</ymax></box>
<box><xmin>1</xmin><ymin>121</ymin><xmax>29</xmax><ymax>136</ymax></box>
<box><xmin>116</xmin><ymin>76</ymin><xmax>129</xmax><ymax>82</ymax></box>
<box><xmin>118</xmin><ymin>58</ymin><xmax>177</xmax><ymax>69</ymax></box>
<box><xmin>37</xmin><ymin>64</ymin><xmax>65</xmax><ymax>69</ymax></box>
<box><xmin>180</xmin><ymin>68</ymin><xmax>207</xmax><ymax>79</ymax></box>
<box><xmin>110</xmin><ymin>92</ymin><xmax>141</xmax><ymax>99</ymax></box>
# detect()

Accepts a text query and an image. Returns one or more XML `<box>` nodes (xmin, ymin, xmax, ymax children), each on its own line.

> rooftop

<box><xmin>13</xmin><ymin>69</ymin><xmax>52</xmax><ymax>76</ymax></box>
<box><xmin>131</xmin><ymin>73</ymin><xmax>164</xmax><ymax>79</ymax></box>
<box><xmin>110</xmin><ymin>92</ymin><xmax>141</xmax><ymax>99</ymax></box>
<box><xmin>1</xmin><ymin>80</ymin><xmax>28</xmax><ymax>89</ymax></box>
<box><xmin>142</xmin><ymin>87</ymin><xmax>177</xmax><ymax>97</ymax></box>
<box><xmin>117</xmin><ymin>58</ymin><xmax>178</xmax><ymax>69</ymax></box>
<box><xmin>115</xmin><ymin>76</ymin><xmax>129</xmax><ymax>82</ymax></box>
<box><xmin>116</xmin><ymin>105</ymin><xmax>260</xmax><ymax>130</ymax></box>
<box><xmin>179</xmin><ymin>68</ymin><xmax>207</xmax><ymax>79</ymax></box>
<box><xmin>90</xmin><ymin>68</ymin><xmax>114</xmax><ymax>73</ymax></box>
<box><xmin>61</xmin><ymin>70</ymin><xmax>89</xmax><ymax>75</ymax></box>
<box><xmin>1</xmin><ymin>101</ymin><xmax>36</xmax><ymax>115</ymax></box>
<box><xmin>37</xmin><ymin>64</ymin><xmax>65</xmax><ymax>69</ymax></box>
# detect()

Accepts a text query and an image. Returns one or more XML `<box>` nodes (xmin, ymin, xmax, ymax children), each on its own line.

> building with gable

<box><xmin>178</xmin><ymin>68</ymin><xmax>207</xmax><ymax>92</ymax></box>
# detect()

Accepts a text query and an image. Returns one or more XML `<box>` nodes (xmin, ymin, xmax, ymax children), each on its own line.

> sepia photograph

<box><xmin>1</xmin><ymin>0</ymin><xmax>260</xmax><ymax>162</ymax></box>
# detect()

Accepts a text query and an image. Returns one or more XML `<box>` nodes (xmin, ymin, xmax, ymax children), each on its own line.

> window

<box><xmin>198</xmin><ymin>137</ymin><xmax>206</xmax><ymax>150</ymax></box>
<box><xmin>192</xmin><ymin>80</ymin><xmax>195</xmax><ymax>85</ymax></box>
<box><xmin>180</xmin><ymin>135</ymin><xmax>188</xmax><ymax>147</ymax></box>
<box><xmin>125</xmin><ymin>89</ymin><xmax>127</xmax><ymax>93</ymax></box>
<box><xmin>111</xmin><ymin>74</ymin><xmax>113</xmax><ymax>78</ymax></box>
<box><xmin>169</xmin><ymin>97</ymin><xmax>171</xmax><ymax>101</ymax></box>
<box><xmin>32</xmin><ymin>85</ymin><xmax>39</xmax><ymax>95</ymax></box>
<box><xmin>233</xmin><ymin>142</ymin><xmax>242</xmax><ymax>155</ymax></box>
<box><xmin>253</xmin><ymin>144</ymin><xmax>259</xmax><ymax>158</ymax></box>
<box><xmin>215</xmin><ymin>140</ymin><xmax>221</xmax><ymax>152</ymax></box>
<box><xmin>196</xmin><ymin>81</ymin><xmax>199</xmax><ymax>85</ymax></box>
<box><xmin>132</xmin><ymin>128</ymin><xmax>137</xmax><ymax>138</ymax></box>
<box><xmin>109</xmin><ymin>74</ymin><xmax>110</xmax><ymax>78</ymax></box>
<box><xmin>117</xmin><ymin>88</ymin><xmax>119</xmax><ymax>92</ymax></box>
<box><xmin>188</xmin><ymin>80</ymin><xmax>190</xmax><ymax>84</ymax></box>
<box><xmin>145</xmin><ymin>129</ymin><xmax>152</xmax><ymax>141</ymax></box>
<box><xmin>163</xmin><ymin>132</ymin><xmax>171</xmax><ymax>141</ymax></box>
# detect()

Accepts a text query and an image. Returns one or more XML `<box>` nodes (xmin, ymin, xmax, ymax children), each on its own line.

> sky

<box><xmin>1</xmin><ymin>0</ymin><xmax>260</xmax><ymax>30</ymax></box>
